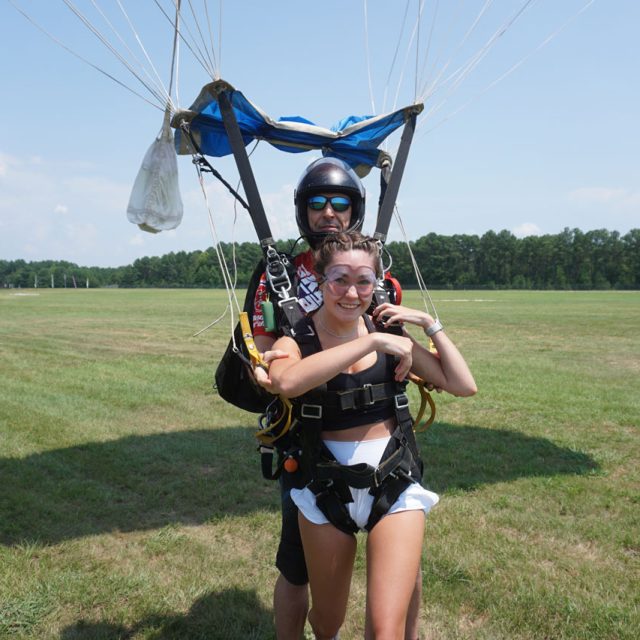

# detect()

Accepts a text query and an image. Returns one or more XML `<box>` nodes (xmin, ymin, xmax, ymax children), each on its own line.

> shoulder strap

<box><xmin>288</xmin><ymin>316</ymin><xmax>320</xmax><ymax>353</ymax></box>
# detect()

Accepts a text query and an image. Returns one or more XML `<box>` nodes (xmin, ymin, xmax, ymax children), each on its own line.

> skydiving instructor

<box><xmin>250</xmin><ymin>158</ymin><xmax>424</xmax><ymax>639</ymax></box>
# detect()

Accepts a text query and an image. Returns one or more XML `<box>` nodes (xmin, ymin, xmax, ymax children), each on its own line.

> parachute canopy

<box><xmin>172</xmin><ymin>80</ymin><xmax>423</xmax><ymax>177</ymax></box>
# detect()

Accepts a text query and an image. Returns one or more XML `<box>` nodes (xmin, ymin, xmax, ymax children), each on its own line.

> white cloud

<box><xmin>512</xmin><ymin>222</ymin><xmax>541</xmax><ymax>237</ymax></box>
<box><xmin>130</xmin><ymin>234</ymin><xmax>145</xmax><ymax>246</ymax></box>
<box><xmin>54</xmin><ymin>204</ymin><xmax>69</xmax><ymax>215</ymax></box>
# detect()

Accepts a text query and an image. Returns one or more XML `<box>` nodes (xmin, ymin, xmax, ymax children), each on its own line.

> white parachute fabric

<box><xmin>126</xmin><ymin>114</ymin><xmax>183</xmax><ymax>233</ymax></box>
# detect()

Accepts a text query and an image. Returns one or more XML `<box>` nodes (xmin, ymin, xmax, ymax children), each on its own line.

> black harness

<box><xmin>291</xmin><ymin>316</ymin><xmax>424</xmax><ymax>535</ymax></box>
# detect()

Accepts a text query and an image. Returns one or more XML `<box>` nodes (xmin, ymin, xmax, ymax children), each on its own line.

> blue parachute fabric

<box><xmin>172</xmin><ymin>80</ymin><xmax>422</xmax><ymax>175</ymax></box>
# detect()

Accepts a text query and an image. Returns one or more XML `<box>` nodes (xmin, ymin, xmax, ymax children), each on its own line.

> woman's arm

<box><xmin>373</xmin><ymin>303</ymin><xmax>477</xmax><ymax>397</ymax></box>
<box><xmin>269</xmin><ymin>330</ymin><xmax>415</xmax><ymax>398</ymax></box>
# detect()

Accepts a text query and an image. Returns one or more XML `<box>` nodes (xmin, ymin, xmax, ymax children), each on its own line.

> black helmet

<box><xmin>294</xmin><ymin>157</ymin><xmax>366</xmax><ymax>248</ymax></box>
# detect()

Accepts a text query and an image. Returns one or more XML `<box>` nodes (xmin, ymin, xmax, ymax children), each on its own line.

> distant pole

<box><xmin>64</xmin><ymin>274</ymin><xmax>67</xmax><ymax>288</ymax></box>
<box><xmin>51</xmin><ymin>273</ymin><xmax>54</xmax><ymax>288</ymax></box>
<box><xmin>34</xmin><ymin>275</ymin><xmax>38</xmax><ymax>288</ymax></box>
<box><xmin>72</xmin><ymin>275</ymin><xmax>77</xmax><ymax>289</ymax></box>
<box><xmin>86</xmin><ymin>278</ymin><xmax>89</xmax><ymax>288</ymax></box>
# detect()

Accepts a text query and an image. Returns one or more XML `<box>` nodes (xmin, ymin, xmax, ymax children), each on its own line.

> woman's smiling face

<box><xmin>320</xmin><ymin>249</ymin><xmax>377</xmax><ymax>319</ymax></box>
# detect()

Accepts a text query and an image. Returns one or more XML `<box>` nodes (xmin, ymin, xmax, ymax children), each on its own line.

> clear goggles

<box><xmin>322</xmin><ymin>265</ymin><xmax>377</xmax><ymax>296</ymax></box>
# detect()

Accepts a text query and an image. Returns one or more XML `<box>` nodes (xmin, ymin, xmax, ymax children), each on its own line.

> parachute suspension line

<box><xmin>363</xmin><ymin>0</ymin><xmax>377</xmax><ymax>114</ymax></box>
<box><xmin>178</xmin><ymin>123</ymin><xmax>251</xmax><ymax>212</ymax></box>
<box><xmin>417</xmin><ymin>0</ymin><xmax>595</xmax><ymax>138</ymax></box>
<box><xmin>109</xmin><ymin>0</ymin><xmax>174</xmax><ymax>108</ymax></box>
<box><xmin>153</xmin><ymin>0</ymin><xmax>216</xmax><ymax>80</ymax></box>
<box><xmin>6</xmin><ymin>0</ymin><xmax>164</xmax><ymax>111</ymax></box>
<box><xmin>415</xmin><ymin>0</ymin><xmax>445</xmax><ymax>103</ymax></box>
<box><xmin>414</xmin><ymin>0</ymin><xmax>421</xmax><ymax>102</ymax></box>
<box><xmin>393</xmin><ymin>206</ymin><xmax>439</xmax><ymax>321</ymax></box>
<box><xmin>200</xmin><ymin>0</ymin><xmax>221</xmax><ymax>80</ymax></box>
<box><xmin>169</xmin><ymin>0</ymin><xmax>181</xmax><ymax>108</ymax></box>
<box><xmin>470</xmin><ymin>0</ymin><xmax>597</xmax><ymax>105</ymax></box>
<box><xmin>217</xmin><ymin>0</ymin><xmax>223</xmax><ymax>77</ymax></box>
<box><xmin>60</xmin><ymin>0</ymin><xmax>171</xmax><ymax>108</ymax></box>
<box><xmin>390</xmin><ymin>0</ymin><xmax>424</xmax><ymax>113</ymax></box>
<box><xmin>193</xmin><ymin>159</ymin><xmax>243</xmax><ymax>342</ymax></box>
<box><xmin>183</xmin><ymin>0</ymin><xmax>218</xmax><ymax>79</ymax></box>
<box><xmin>418</xmin><ymin>0</ymin><xmax>536</xmax><ymax>122</ymax></box>
<box><xmin>177</xmin><ymin>122</ymin><xmax>244</xmax><ymax>338</ymax></box>
<box><xmin>380</xmin><ymin>0</ymin><xmax>411</xmax><ymax>116</ymax></box>
<box><xmin>417</xmin><ymin>0</ymin><xmax>492</xmax><ymax>104</ymax></box>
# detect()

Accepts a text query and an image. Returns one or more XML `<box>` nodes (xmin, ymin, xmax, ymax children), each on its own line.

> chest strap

<box><xmin>297</xmin><ymin>385</ymin><xmax>407</xmax><ymax>421</ymax></box>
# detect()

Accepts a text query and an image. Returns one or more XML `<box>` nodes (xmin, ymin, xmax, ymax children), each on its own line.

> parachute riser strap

<box><xmin>378</xmin><ymin>156</ymin><xmax>392</xmax><ymax>209</ymax></box>
<box><xmin>374</xmin><ymin>106</ymin><xmax>421</xmax><ymax>244</ymax></box>
<box><xmin>216</xmin><ymin>88</ymin><xmax>275</xmax><ymax>246</ymax></box>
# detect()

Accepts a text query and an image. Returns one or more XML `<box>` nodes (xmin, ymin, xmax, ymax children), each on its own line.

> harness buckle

<box><xmin>301</xmin><ymin>404</ymin><xmax>323</xmax><ymax>419</ymax></box>
<box><xmin>360</xmin><ymin>384</ymin><xmax>375</xmax><ymax>406</ymax></box>
<box><xmin>394</xmin><ymin>393</ymin><xmax>409</xmax><ymax>410</ymax></box>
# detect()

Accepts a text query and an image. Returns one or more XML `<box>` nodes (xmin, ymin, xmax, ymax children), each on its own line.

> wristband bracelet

<box><xmin>426</xmin><ymin>319</ymin><xmax>444</xmax><ymax>337</ymax></box>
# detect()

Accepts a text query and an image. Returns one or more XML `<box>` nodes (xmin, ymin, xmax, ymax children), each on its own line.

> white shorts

<box><xmin>291</xmin><ymin>435</ymin><xmax>439</xmax><ymax>531</ymax></box>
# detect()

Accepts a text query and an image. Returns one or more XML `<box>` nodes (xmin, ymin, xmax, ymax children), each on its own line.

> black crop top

<box><xmin>295</xmin><ymin>315</ymin><xmax>399</xmax><ymax>431</ymax></box>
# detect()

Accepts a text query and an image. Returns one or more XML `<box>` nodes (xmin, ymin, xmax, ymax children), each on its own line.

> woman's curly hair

<box><xmin>313</xmin><ymin>231</ymin><xmax>382</xmax><ymax>278</ymax></box>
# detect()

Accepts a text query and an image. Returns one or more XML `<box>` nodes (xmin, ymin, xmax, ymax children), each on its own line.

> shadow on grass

<box><xmin>418</xmin><ymin>422</ymin><xmax>599</xmax><ymax>493</ymax></box>
<box><xmin>59</xmin><ymin>587</ymin><xmax>275</xmax><ymax>639</ymax></box>
<box><xmin>1</xmin><ymin>424</ymin><xmax>598</xmax><ymax>546</ymax></box>
<box><xmin>0</xmin><ymin>427</ymin><xmax>275</xmax><ymax>546</ymax></box>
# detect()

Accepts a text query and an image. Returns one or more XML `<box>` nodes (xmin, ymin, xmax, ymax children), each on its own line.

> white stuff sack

<box><xmin>127</xmin><ymin>126</ymin><xmax>183</xmax><ymax>233</ymax></box>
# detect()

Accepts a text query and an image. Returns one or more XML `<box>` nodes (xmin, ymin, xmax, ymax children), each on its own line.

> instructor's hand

<box><xmin>253</xmin><ymin>350</ymin><xmax>290</xmax><ymax>393</ymax></box>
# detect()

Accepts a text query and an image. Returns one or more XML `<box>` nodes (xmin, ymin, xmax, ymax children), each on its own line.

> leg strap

<box><xmin>306</xmin><ymin>422</ymin><xmax>423</xmax><ymax>534</ymax></box>
<box><xmin>307</xmin><ymin>478</ymin><xmax>359</xmax><ymax>536</ymax></box>
<box><xmin>365</xmin><ymin>423</ymin><xmax>420</xmax><ymax>531</ymax></box>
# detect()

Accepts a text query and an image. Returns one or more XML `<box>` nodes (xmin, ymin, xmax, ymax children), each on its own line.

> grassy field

<box><xmin>0</xmin><ymin>288</ymin><xmax>638</xmax><ymax>640</ymax></box>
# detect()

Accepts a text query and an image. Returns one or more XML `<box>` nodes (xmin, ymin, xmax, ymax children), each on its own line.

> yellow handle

<box><xmin>407</xmin><ymin>373</ymin><xmax>436</xmax><ymax>432</ymax></box>
<box><xmin>240</xmin><ymin>311</ymin><xmax>267</xmax><ymax>370</ymax></box>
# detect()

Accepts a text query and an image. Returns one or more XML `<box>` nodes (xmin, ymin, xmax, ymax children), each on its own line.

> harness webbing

<box><xmin>374</xmin><ymin>105</ymin><xmax>422</xmax><ymax>243</ymax></box>
<box><xmin>306</xmin><ymin>419</ymin><xmax>422</xmax><ymax>535</ymax></box>
<box><xmin>215</xmin><ymin>88</ymin><xmax>274</xmax><ymax>247</ymax></box>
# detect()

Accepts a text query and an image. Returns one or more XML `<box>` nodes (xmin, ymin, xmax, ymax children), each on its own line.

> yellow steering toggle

<box><xmin>407</xmin><ymin>372</ymin><xmax>436</xmax><ymax>432</ymax></box>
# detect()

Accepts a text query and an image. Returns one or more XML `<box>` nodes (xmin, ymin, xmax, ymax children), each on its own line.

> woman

<box><xmin>268</xmin><ymin>231</ymin><xmax>476</xmax><ymax>640</ymax></box>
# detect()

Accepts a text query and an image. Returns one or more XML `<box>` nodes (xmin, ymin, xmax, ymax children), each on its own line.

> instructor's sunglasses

<box><xmin>307</xmin><ymin>195</ymin><xmax>352</xmax><ymax>213</ymax></box>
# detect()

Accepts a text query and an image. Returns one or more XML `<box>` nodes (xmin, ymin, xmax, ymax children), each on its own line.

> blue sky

<box><xmin>1</xmin><ymin>1</ymin><xmax>638</xmax><ymax>268</ymax></box>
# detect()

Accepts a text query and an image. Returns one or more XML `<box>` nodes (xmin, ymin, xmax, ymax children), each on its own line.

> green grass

<box><xmin>1</xmin><ymin>288</ymin><xmax>638</xmax><ymax>639</ymax></box>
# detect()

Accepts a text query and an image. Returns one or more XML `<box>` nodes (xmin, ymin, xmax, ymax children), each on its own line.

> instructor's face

<box><xmin>307</xmin><ymin>192</ymin><xmax>352</xmax><ymax>234</ymax></box>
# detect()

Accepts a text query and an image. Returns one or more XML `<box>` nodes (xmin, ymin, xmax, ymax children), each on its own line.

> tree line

<box><xmin>2</xmin><ymin>228</ymin><xmax>639</xmax><ymax>290</ymax></box>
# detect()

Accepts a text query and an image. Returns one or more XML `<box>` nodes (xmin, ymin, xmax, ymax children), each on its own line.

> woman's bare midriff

<box><xmin>321</xmin><ymin>415</ymin><xmax>397</xmax><ymax>442</ymax></box>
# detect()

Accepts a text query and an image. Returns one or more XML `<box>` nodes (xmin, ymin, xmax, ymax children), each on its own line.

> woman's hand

<box><xmin>372</xmin><ymin>302</ymin><xmax>433</xmax><ymax>330</ymax></box>
<box><xmin>371</xmin><ymin>332</ymin><xmax>414</xmax><ymax>381</ymax></box>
